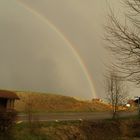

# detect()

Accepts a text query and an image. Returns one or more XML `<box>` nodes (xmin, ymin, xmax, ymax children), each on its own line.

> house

<box><xmin>0</xmin><ymin>90</ymin><xmax>19</xmax><ymax>110</ymax></box>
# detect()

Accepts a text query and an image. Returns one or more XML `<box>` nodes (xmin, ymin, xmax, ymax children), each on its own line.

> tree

<box><xmin>105</xmin><ymin>0</ymin><xmax>140</xmax><ymax>85</ymax></box>
<box><xmin>24</xmin><ymin>93</ymin><xmax>41</xmax><ymax>134</ymax></box>
<box><xmin>24</xmin><ymin>94</ymin><xmax>35</xmax><ymax>132</ymax></box>
<box><xmin>105</xmin><ymin>70</ymin><xmax>128</xmax><ymax>119</ymax></box>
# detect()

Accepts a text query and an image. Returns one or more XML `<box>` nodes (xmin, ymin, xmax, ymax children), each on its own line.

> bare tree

<box><xmin>105</xmin><ymin>70</ymin><xmax>128</xmax><ymax>119</ymax></box>
<box><xmin>105</xmin><ymin>0</ymin><xmax>140</xmax><ymax>85</ymax></box>
<box><xmin>21</xmin><ymin>93</ymin><xmax>36</xmax><ymax>123</ymax></box>
<box><xmin>24</xmin><ymin>94</ymin><xmax>35</xmax><ymax>132</ymax></box>
<box><xmin>24</xmin><ymin>94</ymin><xmax>41</xmax><ymax>134</ymax></box>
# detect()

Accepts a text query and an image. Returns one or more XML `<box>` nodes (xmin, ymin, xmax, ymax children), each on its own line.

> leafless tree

<box><xmin>24</xmin><ymin>94</ymin><xmax>34</xmax><ymax>132</ymax></box>
<box><xmin>24</xmin><ymin>94</ymin><xmax>41</xmax><ymax>134</ymax></box>
<box><xmin>105</xmin><ymin>0</ymin><xmax>140</xmax><ymax>85</ymax></box>
<box><xmin>105</xmin><ymin>70</ymin><xmax>128</xmax><ymax>119</ymax></box>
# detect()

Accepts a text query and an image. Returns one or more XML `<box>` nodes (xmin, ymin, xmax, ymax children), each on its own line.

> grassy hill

<box><xmin>14</xmin><ymin>91</ymin><xmax>111</xmax><ymax>112</ymax></box>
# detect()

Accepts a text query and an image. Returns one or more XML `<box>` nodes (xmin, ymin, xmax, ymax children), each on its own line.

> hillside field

<box><xmin>14</xmin><ymin>91</ymin><xmax>111</xmax><ymax>112</ymax></box>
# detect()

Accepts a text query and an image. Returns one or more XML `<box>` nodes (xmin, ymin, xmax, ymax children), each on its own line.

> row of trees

<box><xmin>105</xmin><ymin>0</ymin><xmax>140</xmax><ymax>118</ymax></box>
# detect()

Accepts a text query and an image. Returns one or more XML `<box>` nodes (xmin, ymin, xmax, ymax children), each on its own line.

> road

<box><xmin>17</xmin><ymin>111</ymin><xmax>137</xmax><ymax>122</ymax></box>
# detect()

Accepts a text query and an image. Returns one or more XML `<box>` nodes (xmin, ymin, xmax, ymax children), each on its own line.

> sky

<box><xmin>0</xmin><ymin>0</ymin><xmax>139</xmax><ymax>99</ymax></box>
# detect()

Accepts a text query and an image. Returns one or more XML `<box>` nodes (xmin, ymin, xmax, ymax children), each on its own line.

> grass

<box><xmin>14</xmin><ymin>91</ymin><xmax>111</xmax><ymax>113</ymax></box>
<box><xmin>105</xmin><ymin>114</ymin><xmax>140</xmax><ymax>121</ymax></box>
<box><xmin>1</xmin><ymin>116</ymin><xmax>140</xmax><ymax>140</ymax></box>
<box><xmin>16</xmin><ymin>120</ymin><xmax>81</xmax><ymax>128</ymax></box>
<box><xmin>118</xmin><ymin>115</ymin><xmax>140</xmax><ymax>120</ymax></box>
<box><xmin>4</xmin><ymin>122</ymin><xmax>50</xmax><ymax>140</ymax></box>
<box><xmin>3</xmin><ymin>120</ymin><xmax>82</xmax><ymax>140</ymax></box>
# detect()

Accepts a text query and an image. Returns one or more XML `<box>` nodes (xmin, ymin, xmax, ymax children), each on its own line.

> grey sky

<box><xmin>0</xmin><ymin>0</ymin><xmax>138</xmax><ymax>99</ymax></box>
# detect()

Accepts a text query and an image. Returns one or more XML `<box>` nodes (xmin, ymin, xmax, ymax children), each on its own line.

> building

<box><xmin>0</xmin><ymin>90</ymin><xmax>19</xmax><ymax>110</ymax></box>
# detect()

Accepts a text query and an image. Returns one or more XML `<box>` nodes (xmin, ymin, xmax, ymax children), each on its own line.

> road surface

<box><xmin>17</xmin><ymin>111</ymin><xmax>137</xmax><ymax>122</ymax></box>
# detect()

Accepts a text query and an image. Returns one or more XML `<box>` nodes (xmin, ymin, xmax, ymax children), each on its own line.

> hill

<box><xmin>14</xmin><ymin>91</ymin><xmax>111</xmax><ymax>112</ymax></box>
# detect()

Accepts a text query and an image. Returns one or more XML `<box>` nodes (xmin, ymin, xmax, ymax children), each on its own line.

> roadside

<box><xmin>17</xmin><ymin>111</ymin><xmax>138</xmax><ymax>122</ymax></box>
<box><xmin>3</xmin><ymin>115</ymin><xmax>140</xmax><ymax>140</ymax></box>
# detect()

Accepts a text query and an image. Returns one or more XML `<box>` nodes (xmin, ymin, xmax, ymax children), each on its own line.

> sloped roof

<box><xmin>0</xmin><ymin>90</ymin><xmax>19</xmax><ymax>99</ymax></box>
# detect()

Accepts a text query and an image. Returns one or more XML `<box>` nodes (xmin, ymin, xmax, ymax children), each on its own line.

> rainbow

<box><xmin>16</xmin><ymin>0</ymin><xmax>97</xmax><ymax>98</ymax></box>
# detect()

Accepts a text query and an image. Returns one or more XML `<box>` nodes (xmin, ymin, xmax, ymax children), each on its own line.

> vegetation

<box><xmin>105</xmin><ymin>0</ymin><xmax>140</xmax><ymax>83</ymax></box>
<box><xmin>14</xmin><ymin>91</ymin><xmax>111</xmax><ymax>113</ymax></box>
<box><xmin>0</xmin><ymin>110</ymin><xmax>17</xmax><ymax>132</ymax></box>
<box><xmin>105</xmin><ymin>70</ymin><xmax>128</xmax><ymax>119</ymax></box>
<box><xmin>0</xmin><ymin>118</ymin><xmax>139</xmax><ymax>140</ymax></box>
<box><xmin>105</xmin><ymin>0</ymin><xmax>140</xmax><ymax>117</ymax></box>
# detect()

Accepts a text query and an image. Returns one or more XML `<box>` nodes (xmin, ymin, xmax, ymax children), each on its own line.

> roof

<box><xmin>0</xmin><ymin>90</ymin><xmax>19</xmax><ymax>99</ymax></box>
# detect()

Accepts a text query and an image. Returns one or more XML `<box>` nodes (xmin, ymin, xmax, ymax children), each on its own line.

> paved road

<box><xmin>17</xmin><ymin>111</ymin><xmax>137</xmax><ymax>122</ymax></box>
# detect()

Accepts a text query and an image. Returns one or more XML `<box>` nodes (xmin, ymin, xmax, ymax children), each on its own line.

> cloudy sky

<box><xmin>0</xmin><ymin>0</ymin><xmax>138</xmax><ymax>99</ymax></box>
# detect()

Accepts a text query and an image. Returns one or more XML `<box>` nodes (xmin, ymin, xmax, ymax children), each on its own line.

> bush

<box><xmin>81</xmin><ymin>121</ymin><xmax>121</xmax><ymax>140</ymax></box>
<box><xmin>0</xmin><ymin>110</ymin><xmax>17</xmax><ymax>132</ymax></box>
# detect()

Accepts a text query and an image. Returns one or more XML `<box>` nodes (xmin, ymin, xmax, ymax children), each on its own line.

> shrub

<box><xmin>0</xmin><ymin>109</ymin><xmax>17</xmax><ymax>132</ymax></box>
